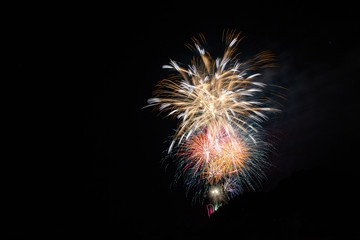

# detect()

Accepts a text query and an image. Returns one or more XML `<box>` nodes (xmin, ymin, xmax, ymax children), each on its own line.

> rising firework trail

<box><xmin>146</xmin><ymin>30</ymin><xmax>284</xmax><ymax>215</ymax></box>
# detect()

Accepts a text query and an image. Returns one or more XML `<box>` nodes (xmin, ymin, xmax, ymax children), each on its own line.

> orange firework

<box><xmin>178</xmin><ymin>122</ymin><xmax>250</xmax><ymax>184</ymax></box>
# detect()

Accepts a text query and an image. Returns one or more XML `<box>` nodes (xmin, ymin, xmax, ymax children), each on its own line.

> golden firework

<box><xmin>147</xmin><ymin>31</ymin><xmax>279</xmax><ymax>151</ymax></box>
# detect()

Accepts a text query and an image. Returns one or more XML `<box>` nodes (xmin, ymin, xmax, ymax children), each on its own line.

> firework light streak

<box><xmin>146</xmin><ymin>30</ymin><xmax>283</xmax><ymax>216</ymax></box>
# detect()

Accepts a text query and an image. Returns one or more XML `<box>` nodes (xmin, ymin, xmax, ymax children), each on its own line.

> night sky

<box><xmin>8</xmin><ymin>2</ymin><xmax>359</xmax><ymax>238</ymax></box>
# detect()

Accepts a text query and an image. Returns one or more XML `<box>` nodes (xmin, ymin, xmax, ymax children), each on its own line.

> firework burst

<box><xmin>174</xmin><ymin>122</ymin><xmax>270</xmax><ymax>204</ymax></box>
<box><xmin>147</xmin><ymin>30</ymin><xmax>280</xmax><ymax>152</ymax></box>
<box><xmin>147</xmin><ymin>30</ymin><xmax>284</xmax><ymax>214</ymax></box>
<box><xmin>178</xmin><ymin>122</ymin><xmax>251</xmax><ymax>185</ymax></box>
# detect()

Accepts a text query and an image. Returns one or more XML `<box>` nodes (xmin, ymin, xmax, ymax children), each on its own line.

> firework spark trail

<box><xmin>147</xmin><ymin>30</ymin><xmax>284</xmax><ymax>213</ymax></box>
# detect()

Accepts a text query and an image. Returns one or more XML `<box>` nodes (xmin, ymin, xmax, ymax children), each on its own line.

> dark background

<box><xmin>8</xmin><ymin>2</ymin><xmax>359</xmax><ymax>238</ymax></box>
